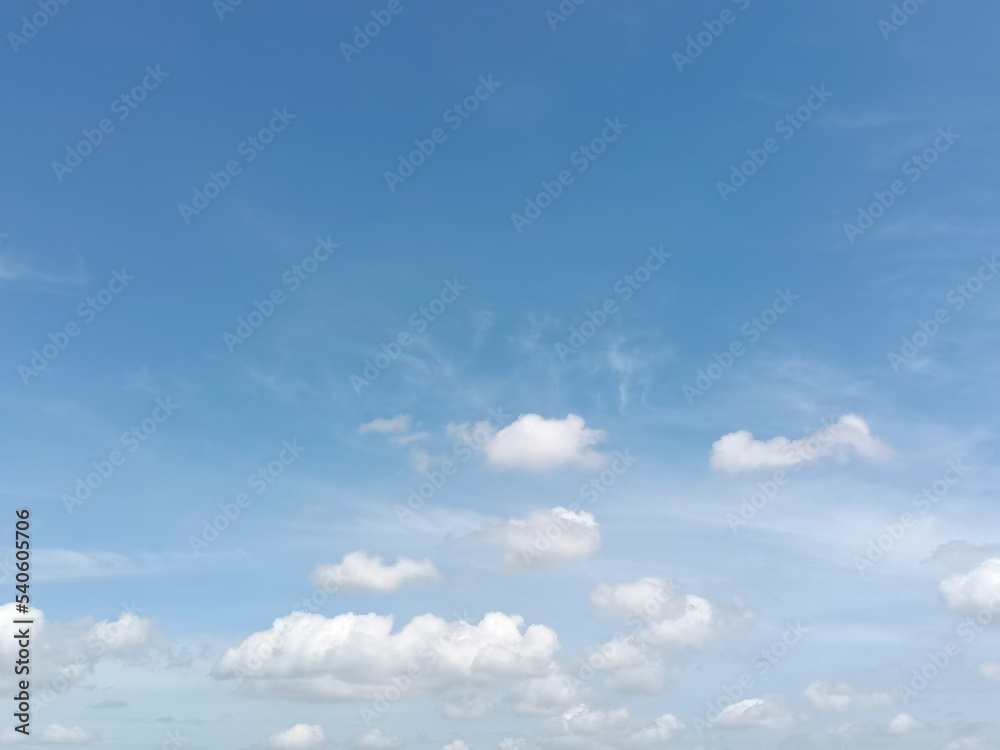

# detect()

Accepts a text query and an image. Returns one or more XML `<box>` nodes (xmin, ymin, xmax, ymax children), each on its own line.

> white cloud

<box><xmin>927</xmin><ymin>540</ymin><xmax>1000</xmax><ymax>573</ymax></box>
<box><xmin>39</xmin><ymin>725</ymin><xmax>98</xmax><ymax>744</ymax></box>
<box><xmin>940</xmin><ymin>558</ymin><xmax>1000</xmax><ymax>618</ymax></box>
<box><xmin>359</xmin><ymin>415</ymin><xmax>412</xmax><ymax>434</ymax></box>
<box><xmin>88</xmin><ymin>611</ymin><xmax>154</xmax><ymax>654</ymax></box>
<box><xmin>263</xmin><ymin>724</ymin><xmax>325</xmax><ymax>749</ymax></box>
<box><xmin>215</xmin><ymin>610</ymin><xmax>559</xmax><ymax>703</ymax></box>
<box><xmin>577</xmin><ymin>637</ymin><xmax>673</xmax><ymax>693</ymax></box>
<box><xmin>714</xmin><ymin>698</ymin><xmax>793</xmax><ymax>730</ymax></box>
<box><xmin>590</xmin><ymin>578</ymin><xmax>685</xmax><ymax>622</ymax></box>
<box><xmin>355</xmin><ymin>728</ymin><xmax>402</xmax><ymax>748</ymax></box>
<box><xmin>980</xmin><ymin>662</ymin><xmax>1000</xmax><ymax>680</ymax></box>
<box><xmin>0</xmin><ymin>603</ymin><xmax>159</xmax><ymax>689</ymax></box>
<box><xmin>311</xmin><ymin>551</ymin><xmax>441</xmax><ymax>593</ymax></box>
<box><xmin>443</xmin><ymin>742</ymin><xmax>469</xmax><ymax>750</ymax></box>
<box><xmin>888</xmin><ymin>713</ymin><xmax>921</xmax><ymax>734</ymax></box>
<box><xmin>510</xmin><ymin>674</ymin><xmax>590</xmax><ymax>716</ymax></box>
<box><xmin>591</xmin><ymin>578</ymin><xmax>753</xmax><ymax>649</ymax></box>
<box><xmin>580</xmin><ymin>578</ymin><xmax>750</xmax><ymax>694</ymax></box>
<box><xmin>640</xmin><ymin>596</ymin><xmax>752</xmax><ymax>649</ymax></box>
<box><xmin>803</xmin><ymin>681</ymin><xmax>893</xmax><ymax>711</ymax></box>
<box><xmin>442</xmin><ymin>685</ymin><xmax>506</xmax><ymax>719</ymax></box>
<box><xmin>546</xmin><ymin>705</ymin><xmax>683</xmax><ymax>749</ymax></box>
<box><xmin>451</xmin><ymin>414</ymin><xmax>608</xmax><ymax>471</ymax></box>
<box><xmin>710</xmin><ymin>414</ymin><xmax>891</xmax><ymax>472</ymax></box>
<box><xmin>478</xmin><ymin>508</ymin><xmax>601</xmax><ymax>569</ymax></box>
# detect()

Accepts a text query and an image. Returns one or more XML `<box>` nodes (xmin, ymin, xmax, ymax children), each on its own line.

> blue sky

<box><xmin>3</xmin><ymin>1</ymin><xmax>1000</xmax><ymax>749</ymax></box>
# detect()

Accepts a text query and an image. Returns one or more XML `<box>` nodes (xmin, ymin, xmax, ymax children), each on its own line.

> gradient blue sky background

<box><xmin>2</xmin><ymin>1</ymin><xmax>1000</xmax><ymax>749</ymax></box>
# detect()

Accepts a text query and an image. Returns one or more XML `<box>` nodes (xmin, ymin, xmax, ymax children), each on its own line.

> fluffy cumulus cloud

<box><xmin>640</xmin><ymin>594</ymin><xmax>754</xmax><ymax>649</ymax></box>
<box><xmin>940</xmin><ymin>558</ymin><xmax>1000</xmax><ymax>618</ymax></box>
<box><xmin>887</xmin><ymin>713</ymin><xmax>921</xmax><ymax>734</ymax></box>
<box><xmin>263</xmin><ymin>724</ymin><xmax>325</xmax><ymax>749</ymax></box>
<box><xmin>477</xmin><ymin>507</ymin><xmax>601</xmax><ymax>569</ymax></box>
<box><xmin>0</xmin><ymin>603</ymin><xmax>162</xmax><ymax>694</ymax></box>
<box><xmin>927</xmin><ymin>540</ymin><xmax>1000</xmax><ymax>573</ymax></box>
<box><xmin>803</xmin><ymin>681</ymin><xmax>893</xmax><ymax>711</ymax></box>
<box><xmin>582</xmin><ymin>578</ymin><xmax>751</xmax><ymax>693</ymax></box>
<box><xmin>214</xmin><ymin>610</ymin><xmax>560</xmax><ymax>704</ymax></box>
<box><xmin>451</xmin><ymin>414</ymin><xmax>608</xmax><ymax>471</ymax></box>
<box><xmin>709</xmin><ymin>414</ymin><xmax>891</xmax><ymax>472</ymax></box>
<box><xmin>358</xmin><ymin>415</ymin><xmax>412</xmax><ymax>434</ymax></box>
<box><xmin>577</xmin><ymin>636</ymin><xmax>673</xmax><ymax>693</ymax></box>
<box><xmin>590</xmin><ymin>577</ymin><xmax>684</xmax><ymax>621</ymax></box>
<box><xmin>713</xmin><ymin>698</ymin><xmax>794</xmax><ymax>730</ymax></box>
<box><xmin>355</xmin><ymin>728</ymin><xmax>402</xmax><ymax>748</ymax></box>
<box><xmin>546</xmin><ymin>705</ymin><xmax>683</xmax><ymax>749</ymax></box>
<box><xmin>311</xmin><ymin>551</ymin><xmax>441</xmax><ymax>593</ymax></box>
<box><xmin>442</xmin><ymin>742</ymin><xmax>469</xmax><ymax>750</ymax></box>
<box><xmin>510</xmin><ymin>673</ymin><xmax>590</xmax><ymax>716</ymax></box>
<box><xmin>591</xmin><ymin>577</ymin><xmax>753</xmax><ymax>649</ymax></box>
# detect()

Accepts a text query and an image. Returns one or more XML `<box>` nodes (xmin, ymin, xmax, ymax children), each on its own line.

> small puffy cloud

<box><xmin>0</xmin><ymin>603</ymin><xmax>161</xmax><ymax>689</ymax></box>
<box><xmin>980</xmin><ymin>662</ymin><xmax>1000</xmax><ymax>680</ymax></box>
<box><xmin>577</xmin><ymin>637</ymin><xmax>674</xmax><ymax>693</ymax></box>
<box><xmin>710</xmin><ymin>414</ymin><xmax>891</xmax><ymax>472</ymax></box>
<box><xmin>359</xmin><ymin>415</ymin><xmax>412</xmax><ymax>434</ymax></box>
<box><xmin>546</xmin><ymin>705</ymin><xmax>683</xmax><ymax>749</ymax></box>
<box><xmin>215</xmin><ymin>611</ymin><xmax>559</xmax><ymax>703</ymax></box>
<box><xmin>584</xmin><ymin>580</ymin><xmax>750</xmax><ymax>694</ymax></box>
<box><xmin>641</xmin><ymin>596</ymin><xmax>751</xmax><ymax>650</ymax></box>
<box><xmin>263</xmin><ymin>724</ymin><xmax>325</xmax><ymax>749</ymax></box>
<box><xmin>443</xmin><ymin>742</ymin><xmax>470</xmax><ymax>750</ymax></box>
<box><xmin>803</xmin><ymin>681</ymin><xmax>892</xmax><ymax>711</ymax></box>
<box><xmin>478</xmin><ymin>508</ymin><xmax>601</xmax><ymax>569</ymax></box>
<box><xmin>510</xmin><ymin>674</ymin><xmax>590</xmax><ymax>716</ymax></box>
<box><xmin>311</xmin><ymin>551</ymin><xmax>441</xmax><ymax>593</ymax></box>
<box><xmin>714</xmin><ymin>698</ymin><xmax>793</xmax><ymax>730</ymax></box>
<box><xmin>452</xmin><ymin>414</ymin><xmax>608</xmax><ymax>471</ymax></box>
<box><xmin>591</xmin><ymin>577</ymin><xmax>753</xmax><ymax>649</ymax></box>
<box><xmin>887</xmin><ymin>713</ymin><xmax>921</xmax><ymax>734</ymax></box>
<box><xmin>88</xmin><ymin>611</ymin><xmax>154</xmax><ymax>654</ymax></box>
<box><xmin>591</xmin><ymin>578</ymin><xmax>685</xmax><ymax>621</ymax></box>
<box><xmin>355</xmin><ymin>728</ymin><xmax>402</xmax><ymax>748</ymax></box>
<box><xmin>926</xmin><ymin>540</ymin><xmax>1000</xmax><ymax>572</ymax></box>
<box><xmin>940</xmin><ymin>558</ymin><xmax>1000</xmax><ymax>618</ymax></box>
<box><xmin>40</xmin><ymin>725</ymin><xmax>98</xmax><ymax>744</ymax></box>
